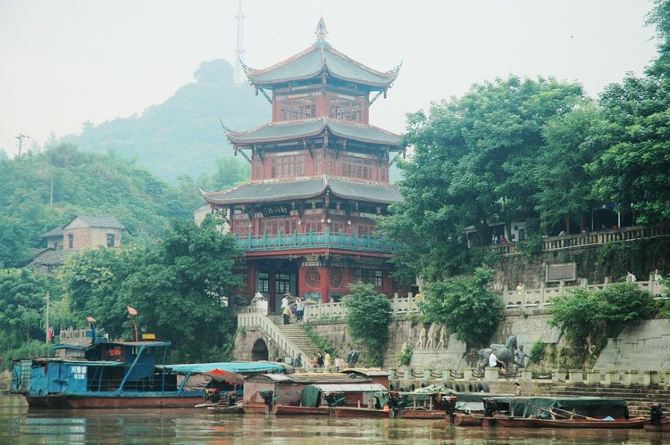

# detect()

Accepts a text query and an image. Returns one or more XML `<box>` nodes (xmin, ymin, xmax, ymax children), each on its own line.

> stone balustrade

<box><xmin>303</xmin><ymin>292</ymin><xmax>419</xmax><ymax>322</ymax></box>
<box><xmin>503</xmin><ymin>278</ymin><xmax>666</xmax><ymax>309</ymax></box>
<box><xmin>490</xmin><ymin>223</ymin><xmax>670</xmax><ymax>256</ymax></box>
<box><xmin>237</xmin><ymin>309</ymin><xmax>311</xmax><ymax>362</ymax></box>
<box><xmin>385</xmin><ymin>367</ymin><xmax>670</xmax><ymax>388</ymax></box>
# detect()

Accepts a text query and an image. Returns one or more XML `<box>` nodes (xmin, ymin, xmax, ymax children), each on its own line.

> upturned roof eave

<box><xmin>226</xmin><ymin>118</ymin><xmax>402</xmax><ymax>147</ymax></box>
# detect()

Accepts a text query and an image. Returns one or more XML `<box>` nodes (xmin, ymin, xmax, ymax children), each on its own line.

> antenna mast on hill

<box><xmin>233</xmin><ymin>0</ymin><xmax>246</xmax><ymax>84</ymax></box>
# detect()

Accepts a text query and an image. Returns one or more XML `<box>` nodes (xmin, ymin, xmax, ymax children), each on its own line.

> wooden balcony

<box><xmin>234</xmin><ymin>231</ymin><xmax>397</xmax><ymax>254</ymax></box>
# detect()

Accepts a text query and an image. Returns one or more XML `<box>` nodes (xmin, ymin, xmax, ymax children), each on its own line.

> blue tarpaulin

<box><xmin>161</xmin><ymin>361</ymin><xmax>285</xmax><ymax>374</ymax></box>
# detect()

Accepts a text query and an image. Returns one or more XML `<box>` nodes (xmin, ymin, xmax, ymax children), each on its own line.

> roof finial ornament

<box><xmin>315</xmin><ymin>17</ymin><xmax>328</xmax><ymax>41</ymax></box>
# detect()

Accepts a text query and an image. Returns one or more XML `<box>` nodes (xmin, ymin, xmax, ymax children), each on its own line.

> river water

<box><xmin>1</xmin><ymin>395</ymin><xmax>667</xmax><ymax>444</ymax></box>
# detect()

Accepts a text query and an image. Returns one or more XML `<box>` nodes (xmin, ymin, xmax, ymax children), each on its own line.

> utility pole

<box><xmin>233</xmin><ymin>0</ymin><xmax>246</xmax><ymax>84</ymax></box>
<box><xmin>45</xmin><ymin>291</ymin><xmax>50</xmax><ymax>343</ymax></box>
<box><xmin>16</xmin><ymin>133</ymin><xmax>29</xmax><ymax>158</ymax></box>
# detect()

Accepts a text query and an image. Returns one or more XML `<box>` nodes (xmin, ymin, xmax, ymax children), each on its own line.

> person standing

<box><xmin>282</xmin><ymin>304</ymin><xmax>291</xmax><ymax>324</ymax></box>
<box><xmin>626</xmin><ymin>271</ymin><xmax>637</xmax><ymax>283</ymax></box>
<box><xmin>295</xmin><ymin>296</ymin><xmax>305</xmax><ymax>321</ymax></box>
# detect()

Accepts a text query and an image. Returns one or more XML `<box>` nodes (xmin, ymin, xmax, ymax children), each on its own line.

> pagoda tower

<box><xmin>202</xmin><ymin>19</ymin><xmax>404</xmax><ymax>312</ymax></box>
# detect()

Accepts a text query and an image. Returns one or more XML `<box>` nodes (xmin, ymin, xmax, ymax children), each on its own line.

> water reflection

<box><xmin>1</xmin><ymin>395</ymin><xmax>668</xmax><ymax>444</ymax></box>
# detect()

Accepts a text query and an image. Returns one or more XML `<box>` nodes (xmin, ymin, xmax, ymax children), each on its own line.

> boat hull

<box><xmin>27</xmin><ymin>394</ymin><xmax>202</xmax><ymax>409</ymax></box>
<box><xmin>329</xmin><ymin>407</ymin><xmax>389</xmax><ymax>418</ymax></box>
<box><xmin>397</xmin><ymin>409</ymin><xmax>446</xmax><ymax>419</ymax></box>
<box><xmin>531</xmin><ymin>417</ymin><xmax>646</xmax><ymax>429</ymax></box>
<box><xmin>273</xmin><ymin>405</ymin><xmax>330</xmax><ymax>416</ymax></box>
<box><xmin>644</xmin><ymin>420</ymin><xmax>670</xmax><ymax>432</ymax></box>
<box><xmin>451</xmin><ymin>414</ymin><xmax>483</xmax><ymax>426</ymax></box>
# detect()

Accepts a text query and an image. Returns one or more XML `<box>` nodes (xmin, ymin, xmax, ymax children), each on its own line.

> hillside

<box><xmin>0</xmin><ymin>143</ymin><xmax>209</xmax><ymax>267</ymax></box>
<box><xmin>61</xmin><ymin>59</ymin><xmax>269</xmax><ymax>182</ymax></box>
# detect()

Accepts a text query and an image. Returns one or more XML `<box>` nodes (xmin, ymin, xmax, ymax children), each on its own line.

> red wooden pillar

<box><xmin>247</xmin><ymin>262</ymin><xmax>256</xmax><ymax>300</ymax></box>
<box><xmin>382</xmin><ymin>270</ymin><xmax>393</xmax><ymax>297</ymax></box>
<box><xmin>298</xmin><ymin>265</ymin><xmax>306</xmax><ymax>298</ymax></box>
<box><xmin>320</xmin><ymin>266</ymin><xmax>330</xmax><ymax>303</ymax></box>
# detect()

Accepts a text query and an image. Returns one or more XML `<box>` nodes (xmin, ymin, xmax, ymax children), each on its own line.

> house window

<box><xmin>67</xmin><ymin>234</ymin><xmax>74</xmax><ymax>249</ymax></box>
<box><xmin>106</xmin><ymin>233</ymin><xmax>115</xmax><ymax>247</ymax></box>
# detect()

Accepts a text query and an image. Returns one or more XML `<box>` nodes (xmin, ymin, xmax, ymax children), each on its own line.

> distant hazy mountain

<box><xmin>62</xmin><ymin>59</ymin><xmax>269</xmax><ymax>182</ymax></box>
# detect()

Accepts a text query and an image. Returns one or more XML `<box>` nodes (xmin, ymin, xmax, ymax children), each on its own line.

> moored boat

<box><xmin>644</xmin><ymin>419</ymin><xmax>670</xmax><ymax>432</ymax></box>
<box><xmin>22</xmin><ymin>327</ymin><xmax>285</xmax><ymax>409</ymax></box>
<box><xmin>450</xmin><ymin>413</ymin><xmax>484</xmax><ymax>426</ymax></box>
<box><xmin>479</xmin><ymin>396</ymin><xmax>644</xmax><ymax>429</ymax></box>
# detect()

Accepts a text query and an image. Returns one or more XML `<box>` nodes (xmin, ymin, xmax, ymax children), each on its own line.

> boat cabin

<box><xmin>243</xmin><ymin>372</ymin><xmax>370</xmax><ymax>412</ymax></box>
<box><xmin>300</xmin><ymin>383</ymin><xmax>388</xmax><ymax>408</ymax></box>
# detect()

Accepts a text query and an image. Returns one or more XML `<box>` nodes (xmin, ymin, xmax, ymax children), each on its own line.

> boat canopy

<box><xmin>301</xmin><ymin>383</ymin><xmax>387</xmax><ymax>408</ymax></box>
<box><xmin>485</xmin><ymin>396</ymin><xmax>629</xmax><ymax>419</ymax></box>
<box><xmin>161</xmin><ymin>361</ymin><xmax>286</xmax><ymax>375</ymax></box>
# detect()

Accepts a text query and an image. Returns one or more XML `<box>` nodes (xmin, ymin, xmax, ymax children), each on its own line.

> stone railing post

<box><xmin>404</xmin><ymin>369</ymin><xmax>412</xmax><ymax>381</ymax></box>
<box><xmin>442</xmin><ymin>370</ymin><xmax>450</xmax><ymax>382</ymax></box>
<box><xmin>624</xmin><ymin>370</ymin><xmax>639</xmax><ymax>386</ymax></box>
<box><xmin>586</xmin><ymin>370</ymin><xmax>601</xmax><ymax>385</ymax></box>
<box><xmin>568</xmin><ymin>369</ymin><xmax>584</xmax><ymax>384</ymax></box>
<box><xmin>423</xmin><ymin>369</ymin><xmax>431</xmax><ymax>382</ymax></box>
<box><xmin>663</xmin><ymin>370</ymin><xmax>670</xmax><ymax>388</ymax></box>
<box><xmin>643</xmin><ymin>370</ymin><xmax>657</xmax><ymax>386</ymax></box>
<box><xmin>521</xmin><ymin>370</ymin><xmax>533</xmax><ymax>382</ymax></box>
<box><xmin>484</xmin><ymin>368</ymin><xmax>499</xmax><ymax>382</ymax></box>
<box><xmin>463</xmin><ymin>369</ymin><xmax>473</xmax><ymax>381</ymax></box>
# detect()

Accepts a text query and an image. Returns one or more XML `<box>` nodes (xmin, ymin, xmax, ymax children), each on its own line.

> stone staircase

<box><xmin>278</xmin><ymin>323</ymin><xmax>321</xmax><ymax>358</ymax></box>
<box><xmin>537</xmin><ymin>383</ymin><xmax>670</xmax><ymax>417</ymax></box>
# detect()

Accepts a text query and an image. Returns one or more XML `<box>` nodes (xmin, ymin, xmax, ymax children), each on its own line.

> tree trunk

<box><xmin>565</xmin><ymin>215</ymin><xmax>571</xmax><ymax>234</ymax></box>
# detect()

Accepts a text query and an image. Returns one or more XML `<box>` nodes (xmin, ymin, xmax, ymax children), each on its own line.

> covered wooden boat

<box><xmin>242</xmin><ymin>372</ymin><xmax>371</xmax><ymax>414</ymax></box>
<box><xmin>481</xmin><ymin>396</ymin><xmax>640</xmax><ymax>429</ymax></box>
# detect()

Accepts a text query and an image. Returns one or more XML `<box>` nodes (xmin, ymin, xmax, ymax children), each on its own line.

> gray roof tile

<box><xmin>226</xmin><ymin>117</ymin><xmax>401</xmax><ymax>147</ymax></box>
<box><xmin>244</xmin><ymin>41</ymin><xmax>399</xmax><ymax>89</ymax></box>
<box><xmin>201</xmin><ymin>176</ymin><xmax>402</xmax><ymax>205</ymax></box>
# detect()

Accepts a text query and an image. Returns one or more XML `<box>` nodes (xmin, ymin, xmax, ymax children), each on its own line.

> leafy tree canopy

<box><xmin>60</xmin><ymin>216</ymin><xmax>242</xmax><ymax>362</ymax></box>
<box><xmin>420</xmin><ymin>267</ymin><xmax>503</xmax><ymax>348</ymax></box>
<box><xmin>384</xmin><ymin>76</ymin><xmax>584</xmax><ymax>278</ymax></box>
<box><xmin>343</xmin><ymin>282</ymin><xmax>392</xmax><ymax>366</ymax></box>
<box><xmin>549</xmin><ymin>283</ymin><xmax>657</xmax><ymax>361</ymax></box>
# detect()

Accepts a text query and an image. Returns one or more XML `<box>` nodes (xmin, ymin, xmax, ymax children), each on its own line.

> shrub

<box><xmin>420</xmin><ymin>267</ymin><xmax>503</xmax><ymax>348</ymax></box>
<box><xmin>343</xmin><ymin>282</ymin><xmax>392</xmax><ymax>366</ymax></box>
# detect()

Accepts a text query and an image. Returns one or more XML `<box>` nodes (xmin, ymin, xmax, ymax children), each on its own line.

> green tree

<box><xmin>550</xmin><ymin>283</ymin><xmax>656</xmax><ymax>360</ymax></box>
<box><xmin>343</xmin><ymin>282</ymin><xmax>392</xmax><ymax>366</ymax></box>
<box><xmin>385</xmin><ymin>76</ymin><xmax>584</xmax><ymax>278</ymax></box>
<box><xmin>420</xmin><ymin>267</ymin><xmax>503</xmax><ymax>348</ymax></box>
<box><xmin>62</xmin><ymin>216</ymin><xmax>242</xmax><ymax>362</ymax></box>
<box><xmin>0</xmin><ymin>269</ymin><xmax>49</xmax><ymax>349</ymax></box>
<box><xmin>587</xmin><ymin>76</ymin><xmax>670</xmax><ymax>224</ymax></box>
<box><xmin>534</xmin><ymin>102</ymin><xmax>604</xmax><ymax>233</ymax></box>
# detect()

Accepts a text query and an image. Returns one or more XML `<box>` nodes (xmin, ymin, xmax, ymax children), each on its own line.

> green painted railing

<box><xmin>235</xmin><ymin>231</ymin><xmax>397</xmax><ymax>253</ymax></box>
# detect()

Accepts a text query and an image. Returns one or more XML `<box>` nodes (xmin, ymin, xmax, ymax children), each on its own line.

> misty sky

<box><xmin>0</xmin><ymin>0</ymin><xmax>659</xmax><ymax>157</ymax></box>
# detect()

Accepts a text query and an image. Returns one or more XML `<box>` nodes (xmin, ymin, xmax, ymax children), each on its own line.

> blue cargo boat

<box><xmin>14</xmin><ymin>328</ymin><xmax>285</xmax><ymax>409</ymax></box>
